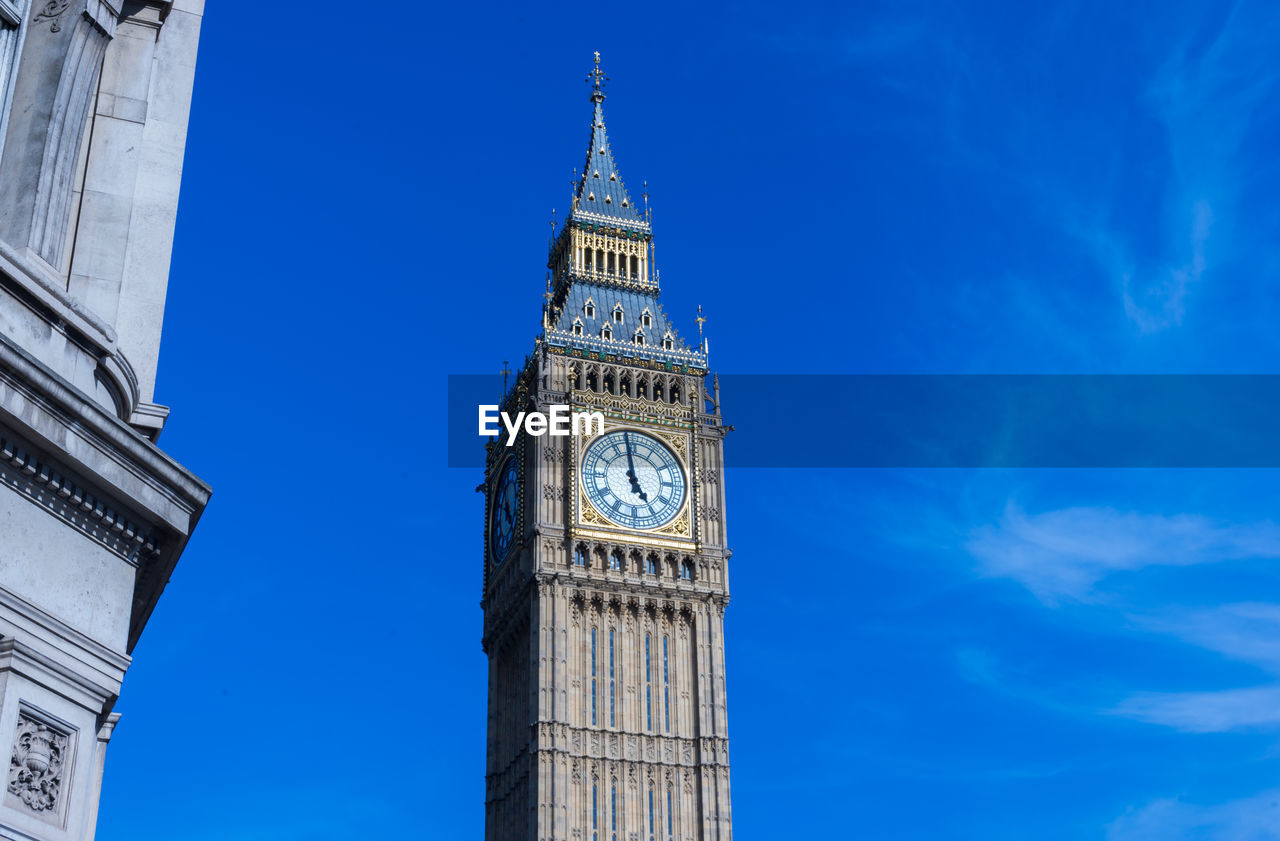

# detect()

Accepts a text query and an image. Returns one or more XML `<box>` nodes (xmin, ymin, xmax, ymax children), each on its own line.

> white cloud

<box><xmin>966</xmin><ymin>504</ymin><xmax>1280</xmax><ymax>603</ymax></box>
<box><xmin>1108</xmin><ymin>787</ymin><xmax>1280</xmax><ymax>841</ymax></box>
<box><xmin>1110</xmin><ymin>686</ymin><xmax>1280</xmax><ymax>733</ymax></box>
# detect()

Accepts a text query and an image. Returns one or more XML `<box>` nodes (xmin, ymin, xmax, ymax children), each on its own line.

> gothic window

<box><xmin>601</xmin><ymin>325</ymin><xmax>612</xmax><ymax>340</ymax></box>
<box><xmin>604</xmin><ymin>372</ymin><xmax>615</xmax><ymax>394</ymax></box>
<box><xmin>613</xmin><ymin>306</ymin><xmax>624</xmax><ymax>323</ymax></box>
<box><xmin>597</xmin><ymin>249</ymin><xmax>605</xmax><ymax>272</ymax></box>
<box><xmin>620</xmin><ymin>375</ymin><xmax>631</xmax><ymax>396</ymax></box>
<box><xmin>648</xmin><ymin>783</ymin><xmax>656</xmax><ymax>841</ymax></box>
<box><xmin>670</xmin><ymin>384</ymin><xmax>680</xmax><ymax>404</ymax></box>
<box><xmin>588</xmin><ymin>192</ymin><xmax>596</xmax><ymax>201</ymax></box>
<box><xmin>611</xmin><ymin>780</ymin><xmax>619</xmax><ymax>841</ymax></box>
<box><xmin>609</xmin><ymin>549</ymin><xmax>623</xmax><ymax>571</ymax></box>
<box><xmin>644</xmin><ymin>633</ymin><xmax>654</xmax><ymax>731</ymax></box>
<box><xmin>607</xmin><ymin>252</ymin><xmax>616</xmax><ymax>274</ymax></box>
<box><xmin>642</xmin><ymin>310</ymin><xmax>652</xmax><ymax>328</ymax></box>
<box><xmin>609</xmin><ymin>629</ymin><xmax>617</xmax><ymax>728</ymax></box>
<box><xmin>662</xmin><ymin>635</ymin><xmax>671</xmax><ymax>733</ymax></box>
<box><xmin>590</xmin><ymin>628</ymin><xmax>599</xmax><ymax>726</ymax></box>
<box><xmin>646</xmin><ymin>553</ymin><xmax>659</xmax><ymax>575</ymax></box>
<box><xmin>609</xmin><ymin>173</ymin><xmax>617</xmax><ymax>181</ymax></box>
<box><xmin>572</xmin><ymin>318</ymin><xmax>583</xmax><ymax>336</ymax></box>
<box><xmin>593</xmin><ymin>169</ymin><xmax>600</xmax><ymax>178</ymax></box>
<box><xmin>585</xmin><ymin>249</ymin><xmax>594</xmax><ymax>272</ymax></box>
<box><xmin>653</xmin><ymin>381</ymin><xmax>664</xmax><ymax>402</ymax></box>
<box><xmin>605</xmin><ymin>195</ymin><xmax>612</xmax><ymax>204</ymax></box>
<box><xmin>630</xmin><ymin>255</ymin><xmax>639</xmax><ymax>279</ymax></box>
<box><xmin>584</xmin><ymin>299</ymin><xmax>595</xmax><ymax>318</ymax></box>
<box><xmin>575</xmin><ymin>545</ymin><xmax>588</xmax><ymax>567</ymax></box>
<box><xmin>662</xmin><ymin>333</ymin><xmax>674</xmax><ymax>350</ymax></box>
<box><xmin>667</xmin><ymin>784</ymin><xmax>675</xmax><ymax>840</ymax></box>
<box><xmin>587</xmin><ymin>370</ymin><xmax>599</xmax><ymax>392</ymax></box>
<box><xmin>634</xmin><ymin>331</ymin><xmax>645</xmax><ymax>346</ymax></box>
<box><xmin>592</xmin><ymin>782</ymin><xmax>600</xmax><ymax>841</ymax></box>
<box><xmin>680</xmin><ymin>560</ymin><xmax>694</xmax><ymax>580</ymax></box>
<box><xmin>637</xmin><ymin>378</ymin><xmax>649</xmax><ymax>399</ymax></box>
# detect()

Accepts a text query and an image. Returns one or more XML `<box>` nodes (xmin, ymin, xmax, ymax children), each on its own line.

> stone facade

<box><xmin>482</xmin><ymin>58</ymin><xmax>733</xmax><ymax>840</ymax></box>
<box><xmin>0</xmin><ymin>2</ymin><xmax>207</xmax><ymax>838</ymax></box>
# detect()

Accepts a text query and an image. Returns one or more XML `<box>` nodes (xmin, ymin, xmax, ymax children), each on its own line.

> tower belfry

<box><xmin>481</xmin><ymin>56</ymin><xmax>734</xmax><ymax>840</ymax></box>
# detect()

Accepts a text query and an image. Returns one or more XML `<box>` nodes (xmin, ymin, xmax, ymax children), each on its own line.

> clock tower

<box><xmin>481</xmin><ymin>56</ymin><xmax>734</xmax><ymax>841</ymax></box>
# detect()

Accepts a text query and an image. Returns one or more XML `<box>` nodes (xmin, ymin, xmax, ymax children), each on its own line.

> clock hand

<box><xmin>623</xmin><ymin>432</ymin><xmax>648</xmax><ymax>502</ymax></box>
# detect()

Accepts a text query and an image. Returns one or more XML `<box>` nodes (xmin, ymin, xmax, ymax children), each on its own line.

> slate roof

<box><xmin>569</xmin><ymin>100</ymin><xmax>646</xmax><ymax>229</ymax></box>
<box><xmin>546</xmin><ymin>280</ymin><xmax>706</xmax><ymax>369</ymax></box>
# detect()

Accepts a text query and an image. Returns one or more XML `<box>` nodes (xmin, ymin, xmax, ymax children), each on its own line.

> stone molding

<box><xmin>0</xmin><ymin>425</ymin><xmax>161</xmax><ymax>564</ymax></box>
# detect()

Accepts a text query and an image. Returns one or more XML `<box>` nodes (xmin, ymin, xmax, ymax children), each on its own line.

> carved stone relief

<box><xmin>7</xmin><ymin>712</ymin><xmax>71</xmax><ymax>818</ymax></box>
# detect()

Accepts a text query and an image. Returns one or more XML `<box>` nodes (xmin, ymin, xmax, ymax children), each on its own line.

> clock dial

<box><xmin>490</xmin><ymin>457</ymin><xmax>518</xmax><ymax>566</ymax></box>
<box><xmin>581</xmin><ymin>429</ymin><xmax>686</xmax><ymax>530</ymax></box>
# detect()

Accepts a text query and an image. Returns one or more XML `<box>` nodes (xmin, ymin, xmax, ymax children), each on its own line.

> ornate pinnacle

<box><xmin>587</xmin><ymin>51</ymin><xmax>607</xmax><ymax>102</ymax></box>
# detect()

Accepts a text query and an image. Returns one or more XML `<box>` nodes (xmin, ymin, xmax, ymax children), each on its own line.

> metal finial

<box><xmin>501</xmin><ymin>359</ymin><xmax>512</xmax><ymax>396</ymax></box>
<box><xmin>695</xmin><ymin>305</ymin><xmax>706</xmax><ymax>336</ymax></box>
<box><xmin>587</xmin><ymin>52</ymin><xmax>608</xmax><ymax>101</ymax></box>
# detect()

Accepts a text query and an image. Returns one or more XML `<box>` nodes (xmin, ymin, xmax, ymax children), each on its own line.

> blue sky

<box><xmin>95</xmin><ymin>1</ymin><xmax>1280</xmax><ymax>838</ymax></box>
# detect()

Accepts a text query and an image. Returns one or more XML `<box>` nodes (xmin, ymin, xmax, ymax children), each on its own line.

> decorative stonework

<box><xmin>33</xmin><ymin>0</ymin><xmax>72</xmax><ymax>31</ymax></box>
<box><xmin>7</xmin><ymin>713</ymin><xmax>71</xmax><ymax>818</ymax></box>
<box><xmin>0</xmin><ymin>429</ymin><xmax>163</xmax><ymax>565</ymax></box>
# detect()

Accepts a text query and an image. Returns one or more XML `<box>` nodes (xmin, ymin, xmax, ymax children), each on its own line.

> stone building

<box><xmin>482</xmin><ymin>56</ymin><xmax>733</xmax><ymax>840</ymax></box>
<box><xmin>0</xmin><ymin>2</ymin><xmax>206</xmax><ymax>838</ymax></box>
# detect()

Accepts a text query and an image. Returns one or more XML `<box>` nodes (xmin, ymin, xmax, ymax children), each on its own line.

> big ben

<box><xmin>481</xmin><ymin>55</ymin><xmax>733</xmax><ymax>841</ymax></box>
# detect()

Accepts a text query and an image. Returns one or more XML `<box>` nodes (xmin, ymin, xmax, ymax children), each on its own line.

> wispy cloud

<box><xmin>1111</xmin><ymin>686</ymin><xmax>1280</xmax><ymax>733</ymax></box>
<box><xmin>966</xmin><ymin>504</ymin><xmax>1280</xmax><ymax>603</ymax></box>
<box><xmin>1107</xmin><ymin>786</ymin><xmax>1280</xmax><ymax>841</ymax></box>
<box><xmin>968</xmin><ymin>503</ymin><xmax>1280</xmax><ymax>733</ymax></box>
<box><xmin>1096</xmin><ymin>3</ymin><xmax>1277</xmax><ymax>334</ymax></box>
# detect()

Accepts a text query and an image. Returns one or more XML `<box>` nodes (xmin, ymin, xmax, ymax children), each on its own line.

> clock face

<box><xmin>581</xmin><ymin>429</ymin><xmax>686</xmax><ymax>530</ymax></box>
<box><xmin>490</xmin><ymin>457</ymin><xmax>518</xmax><ymax>566</ymax></box>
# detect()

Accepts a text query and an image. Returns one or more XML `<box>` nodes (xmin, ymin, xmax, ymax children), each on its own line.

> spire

<box><xmin>571</xmin><ymin>53</ymin><xmax>646</xmax><ymax>229</ymax></box>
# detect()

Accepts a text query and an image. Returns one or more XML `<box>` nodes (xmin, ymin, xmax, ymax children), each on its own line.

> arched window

<box><xmin>584</xmin><ymin>299</ymin><xmax>595</xmax><ymax>318</ymax></box>
<box><xmin>662</xmin><ymin>333</ymin><xmax>674</xmax><ymax>350</ymax></box>
<box><xmin>607</xmin><ymin>252</ymin><xmax>616</xmax><ymax>275</ymax></box>
<box><xmin>609</xmin><ymin>549</ymin><xmax>623</xmax><ymax>571</ymax></box>
<box><xmin>670</xmin><ymin>384</ymin><xmax>681</xmax><ymax>404</ymax></box>
<box><xmin>680</xmin><ymin>560</ymin><xmax>694</xmax><ymax>580</ymax></box>
<box><xmin>597</xmin><ymin>248</ymin><xmax>605</xmax><ymax>272</ymax></box>
<box><xmin>637</xmin><ymin>378</ymin><xmax>649</xmax><ymax>399</ymax></box>
<box><xmin>644</xmin><ymin>633</ymin><xmax>654</xmax><ymax>731</ymax></box>
<box><xmin>630</xmin><ymin>255</ymin><xmax>639</xmax><ymax>279</ymax></box>
<box><xmin>662</xmin><ymin>635</ymin><xmax>671</xmax><ymax>733</ymax></box>
<box><xmin>634</xmin><ymin>331</ymin><xmax>645</xmax><ymax>346</ymax></box>
<box><xmin>648</xmin><ymin>782</ymin><xmax>656</xmax><ymax>841</ymax></box>
<box><xmin>613</xmin><ymin>306</ymin><xmax>624</xmax><ymax>323</ymax></box>
<box><xmin>604</xmin><ymin>372</ymin><xmax>615</xmax><ymax>394</ymax></box>
<box><xmin>601</xmin><ymin>325</ymin><xmax>612</xmax><ymax>340</ymax></box>
<box><xmin>585</xmin><ymin>250</ymin><xmax>594</xmax><ymax>272</ymax></box>
<box><xmin>575</xmin><ymin>545</ymin><xmax>588</xmax><ymax>567</ymax></box>
<box><xmin>590</xmin><ymin>629</ymin><xmax>599</xmax><ymax>727</ymax></box>
<box><xmin>653</xmin><ymin>381</ymin><xmax>664</xmax><ymax>402</ymax></box>
<box><xmin>642</xmin><ymin>311</ymin><xmax>652</xmax><ymax>328</ymax></box>
<box><xmin>620</xmin><ymin>375</ymin><xmax>631</xmax><ymax>396</ymax></box>
<box><xmin>646</xmin><ymin>553</ymin><xmax>659</xmax><ymax>575</ymax></box>
<box><xmin>608</xmin><ymin>630</ymin><xmax>617</xmax><ymax>728</ymax></box>
<box><xmin>587</xmin><ymin>370</ymin><xmax>599</xmax><ymax>392</ymax></box>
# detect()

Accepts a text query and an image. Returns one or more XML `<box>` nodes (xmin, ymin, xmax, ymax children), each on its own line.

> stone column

<box><xmin>0</xmin><ymin>0</ymin><xmax>117</xmax><ymax>273</ymax></box>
